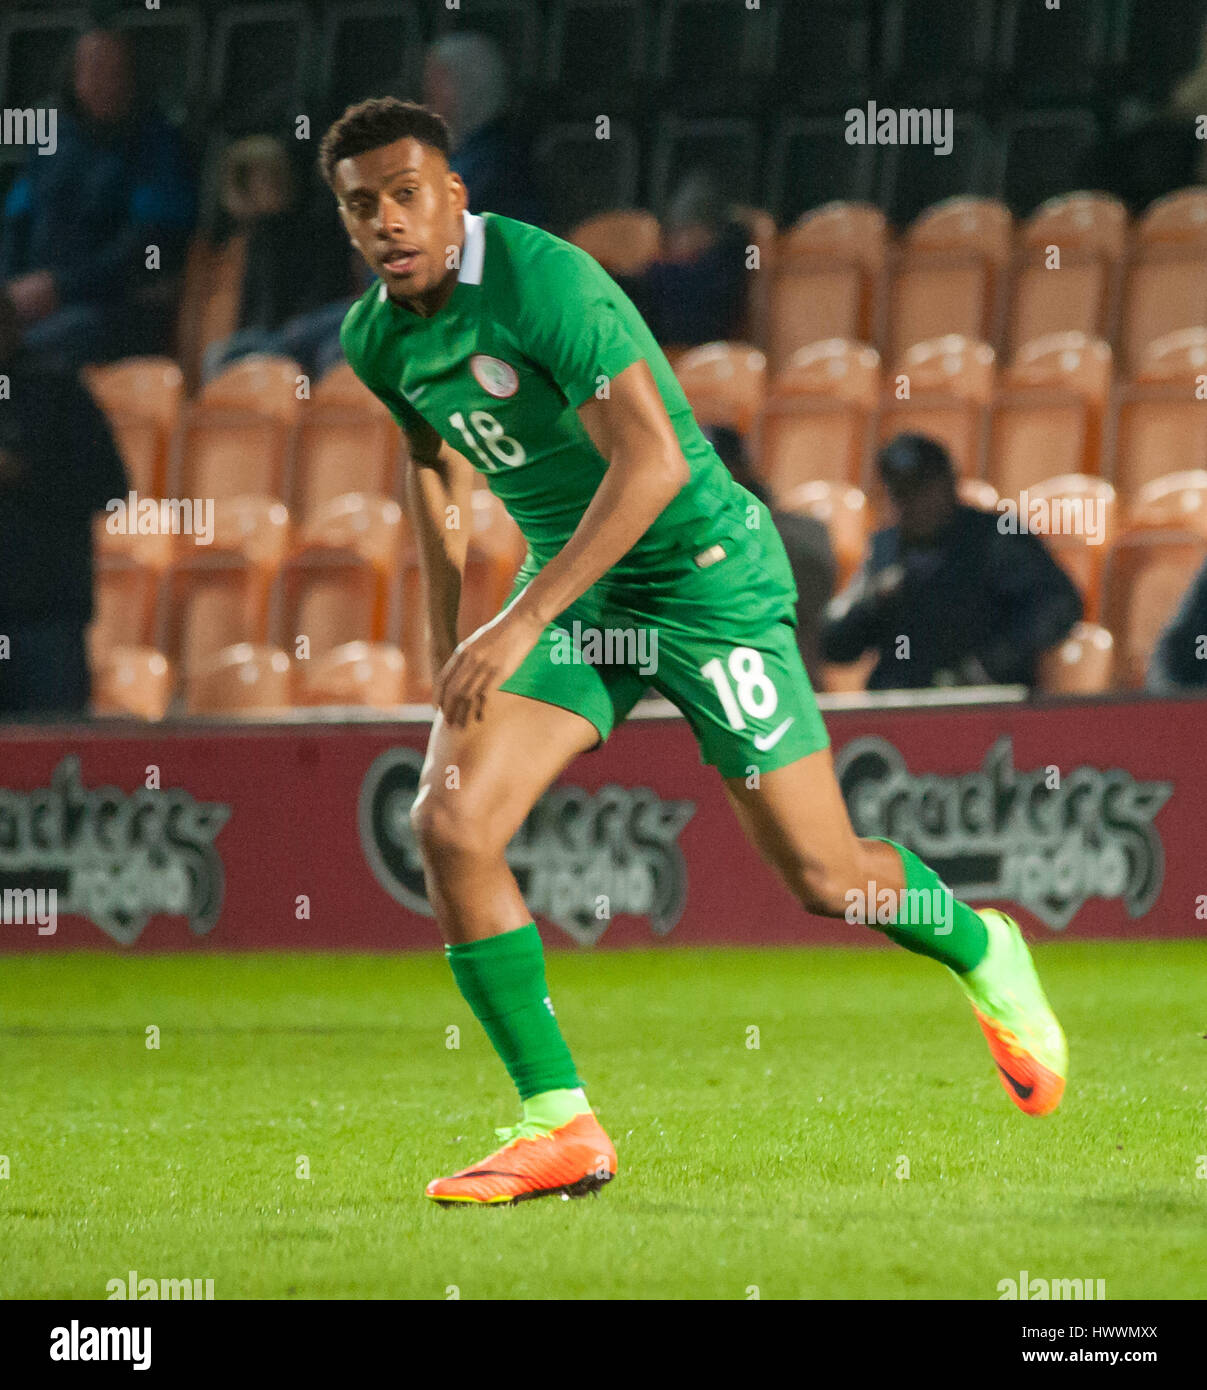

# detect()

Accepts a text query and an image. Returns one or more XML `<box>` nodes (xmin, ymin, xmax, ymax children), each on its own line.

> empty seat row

<box><xmin>5</xmin><ymin>0</ymin><xmax>1198</xmax><ymax>125</ymax></box>
<box><xmin>91</xmin><ymin>513</ymin><xmax>524</xmax><ymax>719</ymax></box>
<box><xmin>674</xmin><ymin>329</ymin><xmax>1207</xmax><ymax>502</ymax></box>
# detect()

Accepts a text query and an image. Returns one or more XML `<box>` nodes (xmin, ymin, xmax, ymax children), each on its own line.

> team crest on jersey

<box><xmin>470</xmin><ymin>354</ymin><xmax>519</xmax><ymax>398</ymax></box>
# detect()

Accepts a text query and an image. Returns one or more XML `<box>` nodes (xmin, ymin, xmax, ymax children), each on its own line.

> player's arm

<box><xmin>513</xmin><ymin>360</ymin><xmax>689</xmax><ymax>624</ymax></box>
<box><xmin>435</xmin><ymin>359</ymin><xmax>689</xmax><ymax>726</ymax></box>
<box><xmin>402</xmin><ymin>414</ymin><xmax>475</xmax><ymax>677</ymax></box>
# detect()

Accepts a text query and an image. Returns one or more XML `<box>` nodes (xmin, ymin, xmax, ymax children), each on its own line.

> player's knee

<box><xmin>410</xmin><ymin>791</ymin><xmax>505</xmax><ymax>865</ymax></box>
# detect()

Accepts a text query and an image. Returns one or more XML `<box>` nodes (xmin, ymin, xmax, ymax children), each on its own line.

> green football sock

<box><xmin>445</xmin><ymin>923</ymin><xmax>584</xmax><ymax>1102</ymax></box>
<box><xmin>871</xmin><ymin>839</ymin><xmax>989</xmax><ymax>974</ymax></box>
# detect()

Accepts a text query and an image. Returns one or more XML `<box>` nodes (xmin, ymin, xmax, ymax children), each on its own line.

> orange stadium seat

<box><xmin>568</xmin><ymin>209</ymin><xmax>661</xmax><ymax>276</ymax></box>
<box><xmin>1036</xmin><ymin>621</ymin><xmax>1115</xmax><ymax>695</ymax></box>
<box><xmin>184</xmin><ymin>643</ymin><xmax>292</xmax><ymax>716</ymax></box>
<box><xmin>1100</xmin><ymin>526</ymin><xmax>1207</xmax><ymax>687</ymax></box>
<box><xmin>297</xmin><ymin>492</ymin><xmax>405</xmax><ymax>581</ymax></box>
<box><xmin>89</xmin><ymin>557</ymin><xmax>161</xmax><ymax>669</ymax></box>
<box><xmin>93</xmin><ymin>507</ymin><xmax>177</xmax><ymax>571</ymax></box>
<box><xmin>887</xmin><ymin>196</ymin><xmax>1012</xmax><ymax>364</ymax></box>
<box><xmin>175</xmin><ymin>232</ymin><xmax>248</xmax><ymax>393</ymax></box>
<box><xmin>84</xmin><ymin>356</ymin><xmax>184</xmax><ymax>497</ymax></box>
<box><xmin>776</xmin><ymin>480</ymin><xmax>868</xmax><ymax>588</ymax></box>
<box><xmin>1007</xmin><ymin>193</ymin><xmax>1127</xmax><ymax>356</ymax></box>
<box><xmin>292</xmin><ymin>640</ymin><xmax>407</xmax><ymax>709</ymax></box>
<box><xmin>754</xmin><ymin>339</ymin><xmax>880</xmax><ymax>495</ymax></box>
<box><xmin>160</xmin><ymin>554</ymin><xmax>268</xmax><ymax>683</ymax></box>
<box><xmin>175</xmin><ymin>414</ymin><xmax>290</xmax><ymax>504</ymax></box>
<box><xmin>293</xmin><ymin>413</ymin><xmax>400</xmax><ymax>522</ymax></box>
<box><xmin>468</xmin><ymin>489</ymin><xmax>527</xmax><ymax>598</ymax></box>
<box><xmin>174</xmin><ymin>354</ymin><xmax>304</xmax><ymax>503</ymax></box>
<box><xmin>1111</xmin><ymin>327</ymin><xmax>1207</xmax><ymax>501</ymax></box>
<box><xmin>957</xmin><ymin>477</ymin><xmax>1000</xmax><ymax>511</ymax></box>
<box><xmin>1023</xmin><ymin>474</ymin><xmax>1117</xmax><ymax>620</ymax></box>
<box><xmin>987</xmin><ymin>332</ymin><xmax>1112</xmax><ymax>493</ymax></box>
<box><xmin>1120</xmin><ymin>188</ymin><xmax>1207</xmax><ymax>377</ymax></box>
<box><xmin>206</xmin><ymin>495</ymin><xmax>292</xmax><ymax>572</ymax></box>
<box><xmin>731</xmin><ymin>205</ymin><xmax>776</xmax><ymax>348</ymax></box>
<box><xmin>674</xmin><ymin>341</ymin><xmax>766</xmax><ymax>436</ymax></box>
<box><xmin>768</xmin><ymin>203</ymin><xmax>887</xmax><ymax>372</ymax></box>
<box><xmin>393</xmin><ymin>493</ymin><xmax>524</xmax><ymax>706</ymax></box>
<box><xmin>276</xmin><ymin>552</ymin><xmax>388</xmax><ymax>664</ymax></box>
<box><xmin>295</xmin><ymin>364</ymin><xmax>400</xmax><ymax>520</ymax></box>
<box><xmin>877</xmin><ymin>334</ymin><xmax>995</xmax><ymax>479</ymax></box>
<box><xmin>91</xmin><ymin>646</ymin><xmax>175</xmax><ymax>721</ymax></box>
<box><xmin>199</xmin><ymin>354</ymin><xmax>304</xmax><ymax>421</ymax></box>
<box><xmin>1129</xmin><ymin>470</ymin><xmax>1207</xmax><ymax>537</ymax></box>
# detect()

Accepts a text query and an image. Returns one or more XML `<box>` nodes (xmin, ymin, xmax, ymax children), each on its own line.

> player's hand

<box><xmin>433</xmin><ymin>608</ymin><xmax>544</xmax><ymax>727</ymax></box>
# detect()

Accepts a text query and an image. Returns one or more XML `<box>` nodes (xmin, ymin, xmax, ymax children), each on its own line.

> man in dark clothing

<box><xmin>1148</xmin><ymin>557</ymin><xmax>1207</xmax><ymax>691</ymax></box>
<box><xmin>703</xmin><ymin>425</ymin><xmax>836</xmax><ymax>687</ymax></box>
<box><xmin>203</xmin><ymin>136</ymin><xmax>358</xmax><ymax>381</ymax></box>
<box><xmin>0</xmin><ymin>27</ymin><xmax>197</xmax><ymax>369</ymax></box>
<box><xmin>0</xmin><ymin>295</ymin><xmax>127</xmax><ymax>717</ymax></box>
<box><xmin>422</xmin><ymin>33</ymin><xmax>548</xmax><ymax>227</ymax></box>
<box><xmin>617</xmin><ymin>171</ymin><xmax>749</xmax><ymax>348</ymax></box>
<box><xmin>823</xmin><ymin>434</ymin><xmax>1082</xmax><ymax>691</ymax></box>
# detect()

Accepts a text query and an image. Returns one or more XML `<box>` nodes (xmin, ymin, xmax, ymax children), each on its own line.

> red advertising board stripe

<box><xmin>0</xmin><ymin>695</ymin><xmax>1201</xmax><ymax>952</ymax></box>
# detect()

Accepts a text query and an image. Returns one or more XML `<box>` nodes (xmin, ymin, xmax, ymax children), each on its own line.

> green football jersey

<box><xmin>339</xmin><ymin>210</ymin><xmax>752</xmax><ymax>581</ymax></box>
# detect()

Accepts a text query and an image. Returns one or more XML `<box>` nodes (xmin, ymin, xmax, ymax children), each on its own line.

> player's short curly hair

<box><xmin>319</xmin><ymin>98</ymin><xmax>450</xmax><ymax>187</ymax></box>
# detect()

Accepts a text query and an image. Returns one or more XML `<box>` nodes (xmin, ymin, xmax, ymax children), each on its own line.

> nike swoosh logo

<box><xmin>446</xmin><ymin>1169</ymin><xmax>520</xmax><ymax>1181</ymax></box>
<box><xmin>997</xmin><ymin>1063</ymin><xmax>1034</xmax><ymax>1100</ymax></box>
<box><xmin>753</xmin><ymin>718</ymin><xmax>795</xmax><ymax>751</ymax></box>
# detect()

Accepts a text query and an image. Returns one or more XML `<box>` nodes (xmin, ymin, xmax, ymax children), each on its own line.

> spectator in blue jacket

<box><xmin>823</xmin><ymin>434</ymin><xmax>1082</xmax><ymax>691</ymax></box>
<box><xmin>0</xmin><ymin>26</ymin><xmax>197</xmax><ymax>369</ymax></box>
<box><xmin>1148</xmin><ymin>557</ymin><xmax>1207</xmax><ymax>691</ymax></box>
<box><xmin>422</xmin><ymin>33</ymin><xmax>548</xmax><ymax>227</ymax></box>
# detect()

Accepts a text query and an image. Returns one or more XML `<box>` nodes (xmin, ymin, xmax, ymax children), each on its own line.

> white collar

<box><xmin>458</xmin><ymin>209</ymin><xmax>486</xmax><ymax>285</ymax></box>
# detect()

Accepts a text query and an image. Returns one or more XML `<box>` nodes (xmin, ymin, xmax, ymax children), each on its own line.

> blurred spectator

<box><xmin>0</xmin><ymin>26</ymin><xmax>197</xmax><ymax>370</ymax></box>
<box><xmin>1147</xmin><ymin>556</ymin><xmax>1207</xmax><ymax>691</ymax></box>
<box><xmin>422</xmin><ymin>33</ymin><xmax>548</xmax><ymax>225</ymax></box>
<box><xmin>0</xmin><ymin>293</ymin><xmax>126</xmax><ymax>718</ymax></box>
<box><xmin>1083</xmin><ymin>21</ymin><xmax>1207</xmax><ymax>213</ymax></box>
<box><xmin>203</xmin><ymin>136</ymin><xmax>358</xmax><ymax>381</ymax></box>
<box><xmin>823</xmin><ymin>434</ymin><xmax>1081</xmax><ymax>691</ymax></box>
<box><xmin>704</xmin><ymin>425</ymin><xmax>835</xmax><ymax>687</ymax></box>
<box><xmin>617</xmin><ymin>170</ymin><xmax>749</xmax><ymax>349</ymax></box>
<box><xmin>1169</xmin><ymin>22</ymin><xmax>1207</xmax><ymax>186</ymax></box>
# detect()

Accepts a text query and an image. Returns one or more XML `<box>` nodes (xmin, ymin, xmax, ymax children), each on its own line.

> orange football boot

<box><xmin>426</xmin><ymin>1111</ymin><xmax>617</xmax><ymax>1206</ymax></box>
<box><xmin>954</xmin><ymin>909</ymin><xmax>1068</xmax><ymax>1116</ymax></box>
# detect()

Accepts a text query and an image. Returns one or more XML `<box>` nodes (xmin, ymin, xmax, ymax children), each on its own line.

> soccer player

<box><xmin>321</xmin><ymin>99</ymin><xmax>1068</xmax><ymax>1207</ymax></box>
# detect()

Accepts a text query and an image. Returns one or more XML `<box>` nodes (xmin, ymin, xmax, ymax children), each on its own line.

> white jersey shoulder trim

<box><xmin>459</xmin><ymin>210</ymin><xmax>487</xmax><ymax>286</ymax></box>
<box><xmin>374</xmin><ymin>210</ymin><xmax>487</xmax><ymax>303</ymax></box>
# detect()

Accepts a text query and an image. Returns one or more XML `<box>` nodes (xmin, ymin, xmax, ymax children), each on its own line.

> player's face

<box><xmin>334</xmin><ymin>137</ymin><xmax>467</xmax><ymax>306</ymax></box>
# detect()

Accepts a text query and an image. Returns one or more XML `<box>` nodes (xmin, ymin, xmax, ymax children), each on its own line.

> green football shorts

<box><xmin>497</xmin><ymin>500</ymin><xmax>831</xmax><ymax>778</ymax></box>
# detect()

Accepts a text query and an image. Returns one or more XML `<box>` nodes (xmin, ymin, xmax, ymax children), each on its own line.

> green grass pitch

<box><xmin>1</xmin><ymin>941</ymin><xmax>1202</xmax><ymax>1300</ymax></box>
